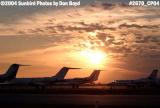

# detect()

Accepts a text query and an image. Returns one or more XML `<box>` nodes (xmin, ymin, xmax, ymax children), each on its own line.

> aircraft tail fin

<box><xmin>147</xmin><ymin>69</ymin><xmax>159</xmax><ymax>80</ymax></box>
<box><xmin>87</xmin><ymin>70</ymin><xmax>101</xmax><ymax>82</ymax></box>
<box><xmin>3</xmin><ymin>64</ymin><xmax>30</xmax><ymax>81</ymax></box>
<box><xmin>3</xmin><ymin>64</ymin><xmax>20</xmax><ymax>81</ymax></box>
<box><xmin>54</xmin><ymin>67</ymin><xmax>81</xmax><ymax>80</ymax></box>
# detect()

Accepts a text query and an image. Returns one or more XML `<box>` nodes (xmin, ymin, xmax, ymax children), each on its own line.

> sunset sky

<box><xmin>0</xmin><ymin>0</ymin><xmax>159</xmax><ymax>83</ymax></box>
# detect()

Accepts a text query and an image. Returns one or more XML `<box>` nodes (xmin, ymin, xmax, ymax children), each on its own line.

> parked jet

<box><xmin>106</xmin><ymin>69</ymin><xmax>159</xmax><ymax>88</ymax></box>
<box><xmin>9</xmin><ymin>67</ymin><xmax>80</xmax><ymax>88</ymax></box>
<box><xmin>58</xmin><ymin>70</ymin><xmax>102</xmax><ymax>88</ymax></box>
<box><xmin>0</xmin><ymin>64</ymin><xmax>28</xmax><ymax>82</ymax></box>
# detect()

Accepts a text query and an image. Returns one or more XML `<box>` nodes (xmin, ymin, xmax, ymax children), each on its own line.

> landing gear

<box><xmin>72</xmin><ymin>84</ymin><xmax>79</xmax><ymax>88</ymax></box>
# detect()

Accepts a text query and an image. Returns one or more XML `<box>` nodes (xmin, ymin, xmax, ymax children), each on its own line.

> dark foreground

<box><xmin>1</xmin><ymin>87</ymin><xmax>160</xmax><ymax>108</ymax></box>
<box><xmin>0</xmin><ymin>94</ymin><xmax>160</xmax><ymax>108</ymax></box>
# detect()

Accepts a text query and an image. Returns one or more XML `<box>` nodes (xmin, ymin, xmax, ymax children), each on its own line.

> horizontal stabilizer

<box><xmin>54</xmin><ymin>67</ymin><xmax>81</xmax><ymax>80</ymax></box>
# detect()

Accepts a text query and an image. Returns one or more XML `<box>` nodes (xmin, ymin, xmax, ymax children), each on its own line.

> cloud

<box><xmin>0</xmin><ymin>35</ymin><xmax>75</xmax><ymax>54</ymax></box>
<box><xmin>135</xmin><ymin>35</ymin><xmax>160</xmax><ymax>43</ymax></box>
<box><xmin>90</xmin><ymin>2</ymin><xmax>116</xmax><ymax>10</ymax></box>
<box><xmin>119</xmin><ymin>23</ymin><xmax>159</xmax><ymax>29</ymax></box>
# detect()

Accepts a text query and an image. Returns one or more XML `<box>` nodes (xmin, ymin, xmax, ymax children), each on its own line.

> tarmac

<box><xmin>0</xmin><ymin>94</ymin><xmax>160</xmax><ymax>108</ymax></box>
<box><xmin>0</xmin><ymin>87</ymin><xmax>160</xmax><ymax>108</ymax></box>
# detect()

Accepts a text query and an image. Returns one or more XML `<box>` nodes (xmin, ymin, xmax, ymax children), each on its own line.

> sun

<box><xmin>88</xmin><ymin>32</ymin><xmax>97</xmax><ymax>37</ymax></box>
<box><xmin>80</xmin><ymin>49</ymin><xmax>107</xmax><ymax>66</ymax></box>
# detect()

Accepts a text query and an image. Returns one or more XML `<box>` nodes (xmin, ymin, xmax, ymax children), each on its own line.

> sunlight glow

<box><xmin>80</xmin><ymin>49</ymin><xmax>107</xmax><ymax>66</ymax></box>
<box><xmin>88</xmin><ymin>32</ymin><xmax>97</xmax><ymax>37</ymax></box>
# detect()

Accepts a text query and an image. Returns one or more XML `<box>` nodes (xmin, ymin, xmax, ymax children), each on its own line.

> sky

<box><xmin>0</xmin><ymin>0</ymin><xmax>160</xmax><ymax>83</ymax></box>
